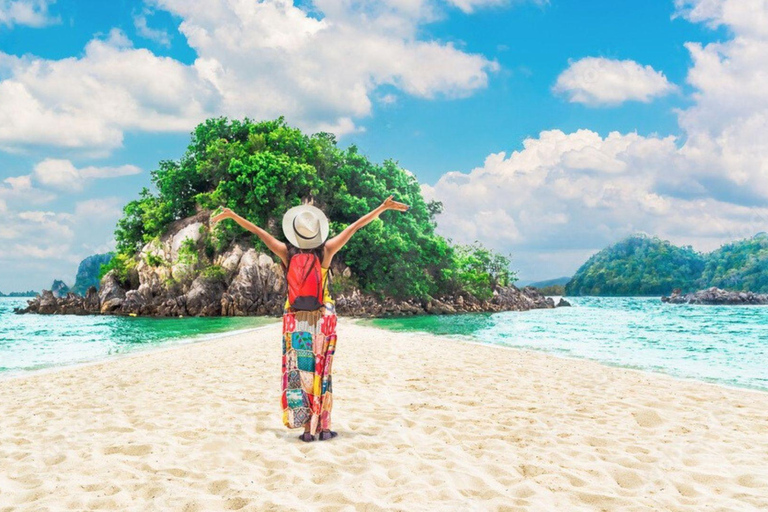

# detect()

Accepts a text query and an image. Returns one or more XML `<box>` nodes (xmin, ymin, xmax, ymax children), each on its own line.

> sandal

<box><xmin>298</xmin><ymin>432</ymin><xmax>315</xmax><ymax>442</ymax></box>
<box><xmin>318</xmin><ymin>430</ymin><xmax>338</xmax><ymax>441</ymax></box>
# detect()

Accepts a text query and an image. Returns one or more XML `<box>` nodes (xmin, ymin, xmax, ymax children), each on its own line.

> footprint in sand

<box><xmin>225</xmin><ymin>497</ymin><xmax>250</xmax><ymax>510</ymax></box>
<box><xmin>43</xmin><ymin>453</ymin><xmax>67</xmax><ymax>466</ymax></box>
<box><xmin>736</xmin><ymin>474</ymin><xmax>765</xmax><ymax>488</ymax></box>
<box><xmin>632</xmin><ymin>408</ymin><xmax>664</xmax><ymax>428</ymax></box>
<box><xmin>103</xmin><ymin>444</ymin><xmax>152</xmax><ymax>456</ymax></box>
<box><xmin>208</xmin><ymin>479</ymin><xmax>230</xmax><ymax>495</ymax></box>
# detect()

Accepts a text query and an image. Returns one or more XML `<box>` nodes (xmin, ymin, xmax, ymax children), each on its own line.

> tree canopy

<box><xmin>111</xmin><ymin>117</ymin><xmax>515</xmax><ymax>300</ymax></box>
<box><xmin>565</xmin><ymin>234</ymin><xmax>706</xmax><ymax>296</ymax></box>
<box><xmin>700</xmin><ymin>234</ymin><xmax>768</xmax><ymax>292</ymax></box>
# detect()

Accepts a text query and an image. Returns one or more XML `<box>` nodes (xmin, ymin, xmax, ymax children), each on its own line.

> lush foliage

<box><xmin>565</xmin><ymin>235</ymin><xmax>706</xmax><ymax>296</ymax></box>
<box><xmin>700</xmin><ymin>234</ymin><xmax>768</xmax><ymax>292</ymax></box>
<box><xmin>99</xmin><ymin>252</ymin><xmax>138</xmax><ymax>288</ymax></box>
<box><xmin>536</xmin><ymin>284</ymin><xmax>565</xmax><ymax>296</ymax></box>
<box><xmin>444</xmin><ymin>242</ymin><xmax>515</xmax><ymax>301</ymax></box>
<box><xmin>111</xmin><ymin>117</ymin><xmax>514</xmax><ymax>300</ymax></box>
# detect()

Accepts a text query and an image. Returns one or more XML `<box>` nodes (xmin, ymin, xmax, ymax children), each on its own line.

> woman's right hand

<box><xmin>379</xmin><ymin>195</ymin><xmax>410</xmax><ymax>213</ymax></box>
<box><xmin>211</xmin><ymin>207</ymin><xmax>234</xmax><ymax>224</ymax></box>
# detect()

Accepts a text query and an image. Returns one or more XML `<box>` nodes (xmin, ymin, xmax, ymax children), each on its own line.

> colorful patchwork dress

<box><xmin>281</xmin><ymin>267</ymin><xmax>337</xmax><ymax>435</ymax></box>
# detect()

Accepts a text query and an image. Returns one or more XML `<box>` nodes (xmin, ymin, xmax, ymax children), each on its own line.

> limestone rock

<box><xmin>662</xmin><ymin>287</ymin><xmax>768</xmax><ymax>305</ymax></box>
<box><xmin>98</xmin><ymin>271</ymin><xmax>126</xmax><ymax>314</ymax></box>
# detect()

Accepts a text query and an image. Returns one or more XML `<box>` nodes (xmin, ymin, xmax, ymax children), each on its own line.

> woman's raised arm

<box><xmin>323</xmin><ymin>195</ymin><xmax>409</xmax><ymax>267</ymax></box>
<box><xmin>211</xmin><ymin>208</ymin><xmax>289</xmax><ymax>266</ymax></box>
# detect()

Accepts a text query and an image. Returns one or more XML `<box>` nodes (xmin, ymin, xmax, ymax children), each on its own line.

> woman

<box><xmin>211</xmin><ymin>195</ymin><xmax>409</xmax><ymax>441</ymax></box>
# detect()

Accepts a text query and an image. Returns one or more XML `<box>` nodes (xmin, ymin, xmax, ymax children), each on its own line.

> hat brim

<box><xmin>282</xmin><ymin>204</ymin><xmax>330</xmax><ymax>249</ymax></box>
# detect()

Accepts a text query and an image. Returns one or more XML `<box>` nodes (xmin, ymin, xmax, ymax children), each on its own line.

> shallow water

<box><xmin>367</xmin><ymin>297</ymin><xmax>768</xmax><ymax>391</ymax></box>
<box><xmin>0</xmin><ymin>297</ymin><xmax>277</xmax><ymax>376</ymax></box>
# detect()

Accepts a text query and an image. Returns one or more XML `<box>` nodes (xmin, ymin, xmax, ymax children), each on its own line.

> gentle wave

<box><xmin>367</xmin><ymin>297</ymin><xmax>768</xmax><ymax>391</ymax></box>
<box><xmin>0</xmin><ymin>297</ymin><xmax>277</xmax><ymax>376</ymax></box>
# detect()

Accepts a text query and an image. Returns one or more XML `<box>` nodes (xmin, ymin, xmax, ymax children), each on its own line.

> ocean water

<box><xmin>367</xmin><ymin>297</ymin><xmax>768</xmax><ymax>392</ymax></box>
<box><xmin>0</xmin><ymin>297</ymin><xmax>277</xmax><ymax>377</ymax></box>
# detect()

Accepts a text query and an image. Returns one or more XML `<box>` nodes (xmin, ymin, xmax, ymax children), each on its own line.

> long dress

<box><xmin>281</xmin><ymin>267</ymin><xmax>337</xmax><ymax>435</ymax></box>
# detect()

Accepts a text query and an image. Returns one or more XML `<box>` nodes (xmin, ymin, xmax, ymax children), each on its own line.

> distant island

<box><xmin>0</xmin><ymin>290</ymin><xmax>38</xmax><ymax>297</ymax></box>
<box><xmin>566</xmin><ymin>233</ymin><xmax>768</xmax><ymax>296</ymax></box>
<box><xmin>44</xmin><ymin>254</ymin><xmax>114</xmax><ymax>298</ymax></box>
<box><xmin>526</xmin><ymin>277</ymin><xmax>570</xmax><ymax>296</ymax></box>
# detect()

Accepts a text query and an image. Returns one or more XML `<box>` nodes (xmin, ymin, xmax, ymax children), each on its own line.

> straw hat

<box><xmin>282</xmin><ymin>204</ymin><xmax>330</xmax><ymax>249</ymax></box>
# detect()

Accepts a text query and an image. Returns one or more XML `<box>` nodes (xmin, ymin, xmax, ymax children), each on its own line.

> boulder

<box><xmin>662</xmin><ymin>287</ymin><xmax>768</xmax><ymax>305</ymax></box>
<box><xmin>184</xmin><ymin>276</ymin><xmax>227</xmax><ymax>316</ymax></box>
<box><xmin>37</xmin><ymin>290</ymin><xmax>59</xmax><ymax>314</ymax></box>
<box><xmin>99</xmin><ymin>271</ymin><xmax>126</xmax><ymax>314</ymax></box>
<box><xmin>221</xmin><ymin>249</ymin><xmax>286</xmax><ymax>316</ymax></box>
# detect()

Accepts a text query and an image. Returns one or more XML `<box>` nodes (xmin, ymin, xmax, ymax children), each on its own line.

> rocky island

<box><xmin>16</xmin><ymin>117</ymin><xmax>558</xmax><ymax>319</ymax></box>
<box><xmin>16</xmin><ymin>210</ymin><xmax>555</xmax><ymax>317</ymax></box>
<box><xmin>662</xmin><ymin>287</ymin><xmax>768</xmax><ymax>305</ymax></box>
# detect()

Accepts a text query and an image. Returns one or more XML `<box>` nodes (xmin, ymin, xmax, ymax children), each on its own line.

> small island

<box><xmin>18</xmin><ymin>117</ymin><xmax>556</xmax><ymax>318</ymax></box>
<box><xmin>662</xmin><ymin>287</ymin><xmax>768</xmax><ymax>305</ymax></box>
<box><xmin>0</xmin><ymin>290</ymin><xmax>38</xmax><ymax>298</ymax></box>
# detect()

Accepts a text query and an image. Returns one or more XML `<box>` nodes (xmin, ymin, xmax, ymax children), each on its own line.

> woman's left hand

<box><xmin>211</xmin><ymin>207</ymin><xmax>234</xmax><ymax>224</ymax></box>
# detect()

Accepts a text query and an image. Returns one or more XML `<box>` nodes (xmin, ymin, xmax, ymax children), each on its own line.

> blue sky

<box><xmin>1</xmin><ymin>0</ymin><xmax>766</xmax><ymax>291</ymax></box>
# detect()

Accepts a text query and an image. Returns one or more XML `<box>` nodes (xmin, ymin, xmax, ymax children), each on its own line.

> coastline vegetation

<box><xmin>566</xmin><ymin>233</ymin><xmax>768</xmax><ymax>296</ymax></box>
<box><xmin>102</xmin><ymin>117</ymin><xmax>516</xmax><ymax>302</ymax></box>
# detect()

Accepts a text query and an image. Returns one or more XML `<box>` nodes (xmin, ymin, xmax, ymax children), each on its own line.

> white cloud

<box><xmin>0</xmin><ymin>173</ymin><xmax>56</xmax><ymax>205</ymax></box>
<box><xmin>31</xmin><ymin>158</ymin><xmax>142</xmax><ymax>191</ymax></box>
<box><xmin>73</xmin><ymin>197</ymin><xmax>123</xmax><ymax>219</ymax></box>
<box><xmin>424</xmin><ymin>129</ymin><xmax>768</xmax><ymax>279</ymax></box>
<box><xmin>0</xmin><ymin>1</ymin><xmax>498</xmax><ymax>152</ymax></box>
<box><xmin>0</xmin><ymin>29</ymin><xmax>216</xmax><ymax>151</ymax></box>
<box><xmin>446</xmin><ymin>0</ymin><xmax>546</xmax><ymax>14</ymax></box>
<box><xmin>424</xmin><ymin>0</ymin><xmax>768</xmax><ymax>280</ymax></box>
<box><xmin>0</xmin><ymin>197</ymin><xmax>124</xmax><ymax>290</ymax></box>
<box><xmin>553</xmin><ymin>57</ymin><xmax>676</xmax><ymax>106</ymax></box>
<box><xmin>0</xmin><ymin>0</ymin><xmax>58</xmax><ymax>28</ymax></box>
<box><xmin>675</xmin><ymin>0</ymin><xmax>768</xmax><ymax>38</ymax></box>
<box><xmin>133</xmin><ymin>9</ymin><xmax>172</xmax><ymax>47</ymax></box>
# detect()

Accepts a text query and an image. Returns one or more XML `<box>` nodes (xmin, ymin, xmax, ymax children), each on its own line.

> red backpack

<box><xmin>287</xmin><ymin>253</ymin><xmax>325</xmax><ymax>311</ymax></box>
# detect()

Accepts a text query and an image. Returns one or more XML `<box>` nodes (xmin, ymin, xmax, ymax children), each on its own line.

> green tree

<box><xmin>110</xmin><ymin>117</ymin><xmax>514</xmax><ymax>301</ymax></box>
<box><xmin>565</xmin><ymin>234</ymin><xmax>706</xmax><ymax>296</ymax></box>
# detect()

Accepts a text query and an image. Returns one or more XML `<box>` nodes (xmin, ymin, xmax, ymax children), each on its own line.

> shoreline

<box><xmin>4</xmin><ymin>311</ymin><xmax>765</xmax><ymax>396</ymax></box>
<box><xmin>0</xmin><ymin>321</ymin><xmax>279</xmax><ymax>383</ymax></box>
<box><xmin>362</xmin><ymin>322</ymin><xmax>768</xmax><ymax>396</ymax></box>
<box><xmin>2</xmin><ymin>319</ymin><xmax>767</xmax><ymax>510</ymax></box>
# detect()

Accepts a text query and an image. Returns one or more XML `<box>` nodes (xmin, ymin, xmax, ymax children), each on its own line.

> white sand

<box><xmin>1</xmin><ymin>319</ymin><xmax>767</xmax><ymax>511</ymax></box>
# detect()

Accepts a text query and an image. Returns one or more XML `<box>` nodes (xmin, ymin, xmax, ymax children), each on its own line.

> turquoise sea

<box><xmin>3</xmin><ymin>296</ymin><xmax>767</xmax><ymax>391</ymax></box>
<box><xmin>0</xmin><ymin>297</ymin><xmax>277</xmax><ymax>377</ymax></box>
<box><xmin>367</xmin><ymin>297</ymin><xmax>768</xmax><ymax>392</ymax></box>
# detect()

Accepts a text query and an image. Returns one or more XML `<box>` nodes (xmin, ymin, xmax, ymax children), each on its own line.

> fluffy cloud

<box><xmin>0</xmin><ymin>0</ymin><xmax>57</xmax><ymax>28</ymax></box>
<box><xmin>0</xmin><ymin>0</ymin><xmax>497</xmax><ymax>152</ymax></box>
<box><xmin>553</xmin><ymin>57</ymin><xmax>676</xmax><ymax>106</ymax></box>
<box><xmin>424</xmin><ymin>0</ymin><xmax>768</xmax><ymax>280</ymax></box>
<box><xmin>446</xmin><ymin>0</ymin><xmax>546</xmax><ymax>14</ymax></box>
<box><xmin>32</xmin><ymin>158</ymin><xmax>142</xmax><ymax>191</ymax></box>
<box><xmin>0</xmin><ymin>197</ymin><xmax>124</xmax><ymax>290</ymax></box>
<box><xmin>0</xmin><ymin>173</ymin><xmax>55</xmax><ymax>205</ymax></box>
<box><xmin>133</xmin><ymin>9</ymin><xmax>172</xmax><ymax>47</ymax></box>
<box><xmin>0</xmin><ymin>29</ymin><xmax>216</xmax><ymax>151</ymax></box>
<box><xmin>675</xmin><ymin>0</ymin><xmax>768</xmax><ymax>38</ymax></box>
<box><xmin>424</xmin><ymin>130</ymin><xmax>768</xmax><ymax>279</ymax></box>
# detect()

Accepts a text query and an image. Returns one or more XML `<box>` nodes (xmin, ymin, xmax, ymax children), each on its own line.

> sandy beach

<box><xmin>1</xmin><ymin>319</ymin><xmax>767</xmax><ymax>511</ymax></box>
